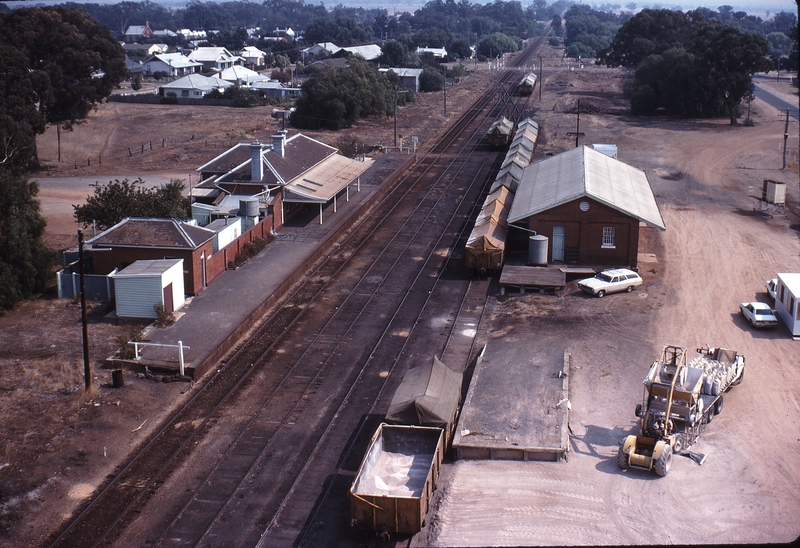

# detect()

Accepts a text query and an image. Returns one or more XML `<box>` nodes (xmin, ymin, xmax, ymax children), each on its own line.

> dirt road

<box><xmin>419</xmin><ymin>70</ymin><xmax>800</xmax><ymax>546</ymax></box>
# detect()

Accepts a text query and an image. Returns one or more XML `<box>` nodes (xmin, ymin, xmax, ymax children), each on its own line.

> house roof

<box><xmin>416</xmin><ymin>47</ymin><xmax>448</xmax><ymax>57</ymax></box>
<box><xmin>341</xmin><ymin>44</ymin><xmax>382</xmax><ymax>61</ymax></box>
<box><xmin>147</xmin><ymin>52</ymin><xmax>202</xmax><ymax>69</ymax></box>
<box><xmin>124</xmin><ymin>25</ymin><xmax>150</xmax><ymax>36</ymax></box>
<box><xmin>379</xmin><ymin>68</ymin><xmax>423</xmax><ymax>78</ymax></box>
<box><xmin>189</xmin><ymin>47</ymin><xmax>239</xmax><ymax>63</ymax></box>
<box><xmin>88</xmin><ymin>218</ymin><xmax>215</xmax><ymax>250</ymax></box>
<box><xmin>240</xmin><ymin>46</ymin><xmax>266</xmax><ymax>56</ymax></box>
<box><xmin>160</xmin><ymin>74</ymin><xmax>233</xmax><ymax>91</ymax></box>
<box><xmin>778</xmin><ymin>273</ymin><xmax>800</xmax><ymax>296</ymax></box>
<box><xmin>200</xmin><ymin>134</ymin><xmax>338</xmax><ymax>187</ymax></box>
<box><xmin>508</xmin><ymin>146</ymin><xmax>666</xmax><ymax>230</ymax></box>
<box><xmin>218</xmin><ymin>65</ymin><xmax>270</xmax><ymax>84</ymax></box>
<box><xmin>304</xmin><ymin>42</ymin><xmax>340</xmax><ymax>55</ymax></box>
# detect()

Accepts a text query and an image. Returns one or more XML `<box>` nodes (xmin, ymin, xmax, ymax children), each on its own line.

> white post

<box><xmin>319</xmin><ymin>203</ymin><xmax>323</xmax><ymax>224</ymax></box>
<box><xmin>357</xmin><ymin>176</ymin><xmax>360</xmax><ymax>192</ymax></box>
<box><xmin>134</xmin><ymin>342</ymin><xmax>140</xmax><ymax>360</ymax></box>
<box><xmin>178</xmin><ymin>340</ymin><xmax>185</xmax><ymax>376</ymax></box>
<box><xmin>346</xmin><ymin>184</ymin><xmax>349</xmax><ymax>202</ymax></box>
<box><xmin>334</xmin><ymin>194</ymin><xmax>337</xmax><ymax>213</ymax></box>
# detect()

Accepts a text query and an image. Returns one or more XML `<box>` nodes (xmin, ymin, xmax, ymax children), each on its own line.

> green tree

<box><xmin>601</xmin><ymin>9</ymin><xmax>695</xmax><ymax>67</ymax></box>
<box><xmin>0</xmin><ymin>7</ymin><xmax>128</xmax><ymax>162</ymax></box>
<box><xmin>693</xmin><ymin>21</ymin><xmax>771</xmax><ymax>124</ymax></box>
<box><xmin>0</xmin><ymin>169</ymin><xmax>56</xmax><ymax>312</ymax></box>
<box><xmin>381</xmin><ymin>40</ymin><xmax>408</xmax><ymax>67</ymax></box>
<box><xmin>73</xmin><ymin>178</ymin><xmax>191</xmax><ymax>230</ymax></box>
<box><xmin>477</xmin><ymin>32</ymin><xmax>521</xmax><ymax>58</ymax></box>
<box><xmin>0</xmin><ymin>44</ymin><xmax>48</xmax><ymax>171</ymax></box>
<box><xmin>291</xmin><ymin>58</ymin><xmax>392</xmax><ymax>130</ymax></box>
<box><xmin>419</xmin><ymin>66</ymin><xmax>445</xmax><ymax>92</ymax></box>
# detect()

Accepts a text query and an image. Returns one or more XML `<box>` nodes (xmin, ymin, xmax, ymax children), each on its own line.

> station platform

<box><xmin>452</xmin><ymin>337</ymin><xmax>570</xmax><ymax>462</ymax></box>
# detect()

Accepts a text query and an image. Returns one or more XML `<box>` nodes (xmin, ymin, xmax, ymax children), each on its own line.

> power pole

<box><xmin>782</xmin><ymin>108</ymin><xmax>789</xmax><ymax>169</ymax></box>
<box><xmin>78</xmin><ymin>230</ymin><xmax>91</xmax><ymax>391</ymax></box>
<box><xmin>566</xmin><ymin>100</ymin><xmax>584</xmax><ymax>148</ymax></box>
<box><xmin>538</xmin><ymin>56</ymin><xmax>543</xmax><ymax>101</ymax></box>
<box><xmin>443</xmin><ymin>65</ymin><xmax>447</xmax><ymax>117</ymax></box>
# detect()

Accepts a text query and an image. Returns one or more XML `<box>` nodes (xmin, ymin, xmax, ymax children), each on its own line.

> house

<box><xmin>251</xmin><ymin>80</ymin><xmax>301</xmax><ymax>98</ymax></box>
<box><xmin>416</xmin><ymin>47</ymin><xmax>448</xmax><ymax>59</ymax></box>
<box><xmin>194</xmin><ymin>131</ymin><xmax>372</xmax><ymax>228</ymax></box>
<box><xmin>302</xmin><ymin>42</ymin><xmax>341</xmax><ymax>59</ymax></box>
<box><xmin>144</xmin><ymin>52</ymin><xmax>202</xmax><ymax>77</ymax></box>
<box><xmin>218</xmin><ymin>65</ymin><xmax>270</xmax><ymax>86</ymax></box>
<box><xmin>152</xmin><ymin>29</ymin><xmax>178</xmax><ymax>40</ymax></box>
<box><xmin>773</xmin><ymin>273</ymin><xmax>800</xmax><ymax>338</ymax></box>
<box><xmin>88</xmin><ymin>218</ymin><xmax>216</xmax><ymax>296</ymax></box>
<box><xmin>205</xmin><ymin>218</ymin><xmax>242</xmax><ymax>253</ymax></box>
<box><xmin>159</xmin><ymin>74</ymin><xmax>233</xmax><ymax>98</ymax></box>
<box><xmin>125</xmin><ymin>56</ymin><xmax>145</xmax><ymax>77</ymax></box>
<box><xmin>239</xmin><ymin>46</ymin><xmax>267</xmax><ymax>69</ymax></box>
<box><xmin>379</xmin><ymin>68</ymin><xmax>423</xmax><ymax>92</ymax></box>
<box><xmin>508</xmin><ymin>145</ymin><xmax>666</xmax><ymax>268</ymax></box>
<box><xmin>113</xmin><ymin>259</ymin><xmax>186</xmax><ymax>319</ymax></box>
<box><xmin>123</xmin><ymin>43</ymin><xmax>167</xmax><ymax>56</ymax></box>
<box><xmin>189</xmin><ymin>47</ymin><xmax>242</xmax><ymax>72</ymax></box>
<box><xmin>124</xmin><ymin>22</ymin><xmax>153</xmax><ymax>43</ymax></box>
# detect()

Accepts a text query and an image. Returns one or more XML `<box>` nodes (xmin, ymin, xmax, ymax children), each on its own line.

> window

<box><xmin>602</xmin><ymin>227</ymin><xmax>615</xmax><ymax>248</ymax></box>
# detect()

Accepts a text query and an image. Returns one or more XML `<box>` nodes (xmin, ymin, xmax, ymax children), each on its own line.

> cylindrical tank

<box><xmin>528</xmin><ymin>234</ymin><xmax>548</xmax><ymax>266</ymax></box>
<box><xmin>240</xmin><ymin>198</ymin><xmax>259</xmax><ymax>217</ymax></box>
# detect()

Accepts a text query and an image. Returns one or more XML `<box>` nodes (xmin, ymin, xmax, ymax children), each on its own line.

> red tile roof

<box><xmin>88</xmin><ymin>218</ymin><xmax>215</xmax><ymax>249</ymax></box>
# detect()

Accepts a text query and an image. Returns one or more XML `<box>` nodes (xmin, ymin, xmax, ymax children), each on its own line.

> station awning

<box><xmin>283</xmin><ymin>156</ymin><xmax>372</xmax><ymax>204</ymax></box>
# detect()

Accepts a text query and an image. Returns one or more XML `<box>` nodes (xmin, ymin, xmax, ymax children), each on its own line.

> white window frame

<box><xmin>602</xmin><ymin>226</ymin><xmax>616</xmax><ymax>249</ymax></box>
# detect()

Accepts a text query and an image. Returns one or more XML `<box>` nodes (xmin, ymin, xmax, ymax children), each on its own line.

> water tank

<box><xmin>239</xmin><ymin>198</ymin><xmax>259</xmax><ymax>217</ymax></box>
<box><xmin>528</xmin><ymin>234</ymin><xmax>548</xmax><ymax>266</ymax></box>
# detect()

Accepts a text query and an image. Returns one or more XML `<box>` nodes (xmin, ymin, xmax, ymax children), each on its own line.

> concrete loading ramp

<box><xmin>453</xmin><ymin>342</ymin><xmax>570</xmax><ymax>461</ymax></box>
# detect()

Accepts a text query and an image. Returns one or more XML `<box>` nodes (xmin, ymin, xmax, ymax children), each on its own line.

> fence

<box><xmin>206</xmin><ymin>215</ymin><xmax>273</xmax><ymax>284</ymax></box>
<box><xmin>57</xmin><ymin>268</ymin><xmax>115</xmax><ymax>300</ymax></box>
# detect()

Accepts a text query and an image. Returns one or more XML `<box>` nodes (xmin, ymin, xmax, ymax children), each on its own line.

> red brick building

<box><xmin>88</xmin><ymin>218</ymin><xmax>215</xmax><ymax>296</ymax></box>
<box><xmin>508</xmin><ymin>146</ymin><xmax>666</xmax><ymax>269</ymax></box>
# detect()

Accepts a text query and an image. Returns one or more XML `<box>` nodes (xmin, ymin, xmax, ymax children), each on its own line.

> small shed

<box><xmin>113</xmin><ymin>259</ymin><xmax>185</xmax><ymax>320</ymax></box>
<box><xmin>385</xmin><ymin>356</ymin><xmax>463</xmax><ymax>445</ymax></box>
<box><xmin>774</xmin><ymin>273</ymin><xmax>800</xmax><ymax>338</ymax></box>
<box><xmin>206</xmin><ymin>217</ymin><xmax>242</xmax><ymax>253</ymax></box>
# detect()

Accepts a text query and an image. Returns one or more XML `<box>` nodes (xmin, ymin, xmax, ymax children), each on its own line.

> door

<box><xmin>552</xmin><ymin>226</ymin><xmax>565</xmax><ymax>262</ymax></box>
<box><xmin>163</xmin><ymin>283</ymin><xmax>174</xmax><ymax>313</ymax></box>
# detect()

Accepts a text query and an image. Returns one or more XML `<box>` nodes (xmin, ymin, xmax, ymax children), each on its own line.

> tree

<box><xmin>693</xmin><ymin>21</ymin><xmax>771</xmax><ymax>124</ymax></box>
<box><xmin>0</xmin><ymin>44</ymin><xmax>48</xmax><ymax>171</ymax></box>
<box><xmin>291</xmin><ymin>58</ymin><xmax>392</xmax><ymax>130</ymax></box>
<box><xmin>0</xmin><ymin>7</ymin><xmax>128</xmax><ymax>162</ymax></box>
<box><xmin>601</xmin><ymin>9</ymin><xmax>695</xmax><ymax>67</ymax></box>
<box><xmin>477</xmin><ymin>32</ymin><xmax>521</xmax><ymax>58</ymax></box>
<box><xmin>73</xmin><ymin>178</ymin><xmax>191</xmax><ymax>230</ymax></box>
<box><xmin>419</xmin><ymin>66</ymin><xmax>445</xmax><ymax>92</ymax></box>
<box><xmin>381</xmin><ymin>40</ymin><xmax>408</xmax><ymax>67</ymax></box>
<box><xmin>0</xmin><ymin>169</ymin><xmax>56</xmax><ymax>312</ymax></box>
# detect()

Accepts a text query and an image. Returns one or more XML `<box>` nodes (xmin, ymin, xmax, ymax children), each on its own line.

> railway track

<box><xmin>48</xmin><ymin>37</ymin><xmax>545</xmax><ymax>548</ymax></box>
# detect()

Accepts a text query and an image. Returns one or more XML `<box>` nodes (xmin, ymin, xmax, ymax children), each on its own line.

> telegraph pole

<box><xmin>538</xmin><ymin>56</ymin><xmax>543</xmax><ymax>101</ymax></box>
<box><xmin>782</xmin><ymin>108</ymin><xmax>789</xmax><ymax>169</ymax></box>
<box><xmin>443</xmin><ymin>65</ymin><xmax>447</xmax><ymax>117</ymax></box>
<box><xmin>78</xmin><ymin>230</ymin><xmax>91</xmax><ymax>391</ymax></box>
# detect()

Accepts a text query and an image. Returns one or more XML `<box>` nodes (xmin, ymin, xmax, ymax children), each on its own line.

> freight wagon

<box><xmin>350</xmin><ymin>356</ymin><xmax>462</xmax><ymax>537</ymax></box>
<box><xmin>485</xmin><ymin>116</ymin><xmax>515</xmax><ymax>148</ymax></box>
<box><xmin>518</xmin><ymin>72</ymin><xmax>536</xmax><ymax>96</ymax></box>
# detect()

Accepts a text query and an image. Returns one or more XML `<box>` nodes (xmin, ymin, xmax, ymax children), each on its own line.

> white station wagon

<box><xmin>577</xmin><ymin>268</ymin><xmax>642</xmax><ymax>297</ymax></box>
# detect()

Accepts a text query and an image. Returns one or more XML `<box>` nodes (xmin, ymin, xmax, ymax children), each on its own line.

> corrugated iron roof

<box><xmin>88</xmin><ymin>218</ymin><xmax>215</xmax><ymax>249</ymax></box>
<box><xmin>114</xmin><ymin>258</ymin><xmax>183</xmax><ymax>277</ymax></box>
<box><xmin>283</xmin><ymin>156</ymin><xmax>373</xmax><ymax>203</ymax></box>
<box><xmin>508</xmin><ymin>146</ymin><xmax>666</xmax><ymax>230</ymax></box>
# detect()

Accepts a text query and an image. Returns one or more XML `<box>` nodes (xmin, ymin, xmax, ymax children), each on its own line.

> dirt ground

<box><xmin>2</xmin><ymin>44</ymin><xmax>799</xmax><ymax>546</ymax></box>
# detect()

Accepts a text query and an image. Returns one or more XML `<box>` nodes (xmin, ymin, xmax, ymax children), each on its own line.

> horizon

<box><xmin>2</xmin><ymin>0</ymin><xmax>796</xmax><ymax>19</ymax></box>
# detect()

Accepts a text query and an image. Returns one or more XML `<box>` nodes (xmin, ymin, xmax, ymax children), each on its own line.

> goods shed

<box><xmin>508</xmin><ymin>146</ymin><xmax>665</xmax><ymax>268</ymax></box>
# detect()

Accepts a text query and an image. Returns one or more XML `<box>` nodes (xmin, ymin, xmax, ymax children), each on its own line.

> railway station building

<box><xmin>193</xmin><ymin>131</ymin><xmax>372</xmax><ymax>229</ymax></box>
<box><xmin>508</xmin><ymin>145</ymin><xmax>665</xmax><ymax>269</ymax></box>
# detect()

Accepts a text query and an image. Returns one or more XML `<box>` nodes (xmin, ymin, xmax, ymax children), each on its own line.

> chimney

<box><xmin>250</xmin><ymin>140</ymin><xmax>263</xmax><ymax>181</ymax></box>
<box><xmin>272</xmin><ymin>131</ymin><xmax>287</xmax><ymax>157</ymax></box>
